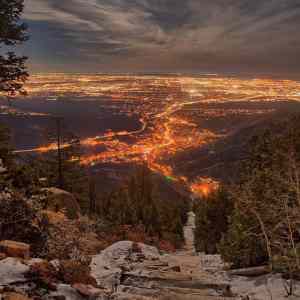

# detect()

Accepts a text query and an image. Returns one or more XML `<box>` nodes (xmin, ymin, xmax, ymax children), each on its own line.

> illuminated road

<box><xmin>13</xmin><ymin>117</ymin><xmax>147</xmax><ymax>154</ymax></box>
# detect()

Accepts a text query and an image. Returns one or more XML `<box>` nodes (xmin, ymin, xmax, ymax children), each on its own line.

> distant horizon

<box><xmin>24</xmin><ymin>1</ymin><xmax>300</xmax><ymax>75</ymax></box>
<box><xmin>27</xmin><ymin>71</ymin><xmax>300</xmax><ymax>81</ymax></box>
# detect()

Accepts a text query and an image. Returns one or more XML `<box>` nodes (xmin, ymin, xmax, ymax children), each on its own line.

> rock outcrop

<box><xmin>91</xmin><ymin>241</ymin><xmax>160</xmax><ymax>289</ymax></box>
<box><xmin>90</xmin><ymin>240</ymin><xmax>231</xmax><ymax>299</ymax></box>
<box><xmin>1</xmin><ymin>209</ymin><xmax>299</xmax><ymax>300</ymax></box>
<box><xmin>42</xmin><ymin>188</ymin><xmax>81</xmax><ymax>219</ymax></box>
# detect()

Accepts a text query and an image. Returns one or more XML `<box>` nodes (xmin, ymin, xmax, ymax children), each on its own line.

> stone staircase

<box><xmin>117</xmin><ymin>211</ymin><xmax>236</xmax><ymax>299</ymax></box>
<box><xmin>182</xmin><ymin>211</ymin><xmax>196</xmax><ymax>255</ymax></box>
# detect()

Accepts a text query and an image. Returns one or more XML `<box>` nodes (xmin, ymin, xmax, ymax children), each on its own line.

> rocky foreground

<box><xmin>0</xmin><ymin>211</ymin><xmax>300</xmax><ymax>299</ymax></box>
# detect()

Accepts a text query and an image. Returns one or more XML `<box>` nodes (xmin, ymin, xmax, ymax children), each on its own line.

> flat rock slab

<box><xmin>122</xmin><ymin>273</ymin><xmax>229</xmax><ymax>292</ymax></box>
<box><xmin>228</xmin><ymin>265</ymin><xmax>271</xmax><ymax>277</ymax></box>
<box><xmin>0</xmin><ymin>241</ymin><xmax>30</xmax><ymax>260</ymax></box>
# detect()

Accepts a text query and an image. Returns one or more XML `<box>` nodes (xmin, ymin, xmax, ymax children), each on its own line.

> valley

<box><xmin>1</xmin><ymin>74</ymin><xmax>300</xmax><ymax>196</ymax></box>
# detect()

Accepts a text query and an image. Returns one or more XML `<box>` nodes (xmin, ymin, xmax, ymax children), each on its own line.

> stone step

<box><xmin>162</xmin><ymin>286</ymin><xmax>240</xmax><ymax>299</ymax></box>
<box><xmin>122</xmin><ymin>273</ymin><xmax>229</xmax><ymax>293</ymax></box>
<box><xmin>119</xmin><ymin>286</ymin><xmax>237</xmax><ymax>300</ymax></box>
<box><xmin>159</xmin><ymin>291</ymin><xmax>239</xmax><ymax>300</ymax></box>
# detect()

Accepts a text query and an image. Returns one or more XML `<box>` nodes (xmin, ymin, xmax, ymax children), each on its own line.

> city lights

<box><xmin>13</xmin><ymin>74</ymin><xmax>300</xmax><ymax>196</ymax></box>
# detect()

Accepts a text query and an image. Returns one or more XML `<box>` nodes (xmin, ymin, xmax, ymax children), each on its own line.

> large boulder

<box><xmin>0</xmin><ymin>241</ymin><xmax>30</xmax><ymax>259</ymax></box>
<box><xmin>0</xmin><ymin>258</ymin><xmax>30</xmax><ymax>286</ymax></box>
<box><xmin>42</xmin><ymin>188</ymin><xmax>81</xmax><ymax>219</ymax></box>
<box><xmin>90</xmin><ymin>241</ymin><xmax>160</xmax><ymax>289</ymax></box>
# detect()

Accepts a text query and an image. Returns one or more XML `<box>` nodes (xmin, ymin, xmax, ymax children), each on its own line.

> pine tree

<box><xmin>37</xmin><ymin>119</ymin><xmax>90</xmax><ymax>212</ymax></box>
<box><xmin>0</xmin><ymin>0</ymin><xmax>28</xmax><ymax>96</ymax></box>
<box><xmin>218</xmin><ymin>116</ymin><xmax>300</xmax><ymax>270</ymax></box>
<box><xmin>96</xmin><ymin>164</ymin><xmax>187</xmax><ymax>248</ymax></box>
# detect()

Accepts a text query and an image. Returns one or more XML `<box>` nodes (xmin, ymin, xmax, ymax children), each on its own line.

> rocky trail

<box><xmin>182</xmin><ymin>211</ymin><xmax>196</xmax><ymax>255</ymax></box>
<box><xmin>89</xmin><ymin>210</ymin><xmax>234</xmax><ymax>300</ymax></box>
<box><xmin>1</xmin><ymin>210</ymin><xmax>300</xmax><ymax>299</ymax></box>
<box><xmin>97</xmin><ymin>210</ymin><xmax>300</xmax><ymax>300</ymax></box>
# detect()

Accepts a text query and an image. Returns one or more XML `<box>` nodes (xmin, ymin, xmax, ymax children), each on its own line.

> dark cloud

<box><xmin>23</xmin><ymin>0</ymin><xmax>300</xmax><ymax>74</ymax></box>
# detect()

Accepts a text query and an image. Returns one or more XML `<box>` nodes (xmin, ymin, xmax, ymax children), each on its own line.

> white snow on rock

<box><xmin>0</xmin><ymin>258</ymin><xmax>29</xmax><ymax>286</ymax></box>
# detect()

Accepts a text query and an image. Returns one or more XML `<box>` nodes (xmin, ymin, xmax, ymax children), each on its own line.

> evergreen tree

<box><xmin>36</xmin><ymin>119</ymin><xmax>90</xmax><ymax>212</ymax></box>
<box><xmin>218</xmin><ymin>116</ymin><xmax>300</xmax><ymax>270</ymax></box>
<box><xmin>0</xmin><ymin>0</ymin><xmax>28</xmax><ymax>96</ymax></box>
<box><xmin>218</xmin><ymin>208</ymin><xmax>268</xmax><ymax>268</ymax></box>
<box><xmin>194</xmin><ymin>186</ymin><xmax>233</xmax><ymax>253</ymax></box>
<box><xmin>96</xmin><ymin>164</ymin><xmax>188</xmax><ymax>248</ymax></box>
<box><xmin>0</xmin><ymin>124</ymin><xmax>40</xmax><ymax>194</ymax></box>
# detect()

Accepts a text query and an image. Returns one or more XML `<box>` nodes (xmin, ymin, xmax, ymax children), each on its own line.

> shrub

<box><xmin>0</xmin><ymin>190</ymin><xmax>48</xmax><ymax>257</ymax></box>
<box><xmin>59</xmin><ymin>260</ymin><xmax>97</xmax><ymax>286</ymax></box>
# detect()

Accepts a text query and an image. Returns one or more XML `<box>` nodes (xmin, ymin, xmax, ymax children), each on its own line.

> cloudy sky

<box><xmin>23</xmin><ymin>0</ymin><xmax>300</xmax><ymax>74</ymax></box>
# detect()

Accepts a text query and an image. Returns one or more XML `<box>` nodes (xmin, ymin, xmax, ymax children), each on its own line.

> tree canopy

<box><xmin>0</xmin><ymin>0</ymin><xmax>28</xmax><ymax>96</ymax></box>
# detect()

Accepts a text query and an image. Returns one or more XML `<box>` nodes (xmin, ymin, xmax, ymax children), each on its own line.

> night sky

<box><xmin>23</xmin><ymin>0</ymin><xmax>300</xmax><ymax>75</ymax></box>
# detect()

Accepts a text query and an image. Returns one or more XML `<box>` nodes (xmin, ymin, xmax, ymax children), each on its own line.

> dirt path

<box><xmin>183</xmin><ymin>211</ymin><xmax>196</xmax><ymax>254</ymax></box>
<box><xmin>95</xmin><ymin>211</ymin><xmax>239</xmax><ymax>299</ymax></box>
<box><xmin>154</xmin><ymin>211</ymin><xmax>234</xmax><ymax>299</ymax></box>
<box><xmin>110</xmin><ymin>211</ymin><xmax>294</xmax><ymax>299</ymax></box>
